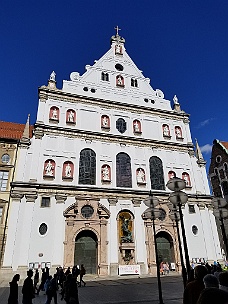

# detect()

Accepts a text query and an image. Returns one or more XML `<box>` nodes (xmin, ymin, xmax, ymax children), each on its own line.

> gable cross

<box><xmin>114</xmin><ymin>26</ymin><xmax>121</xmax><ymax>36</ymax></box>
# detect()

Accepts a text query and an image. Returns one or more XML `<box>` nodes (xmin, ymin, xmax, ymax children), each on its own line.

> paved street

<box><xmin>0</xmin><ymin>274</ymin><xmax>184</xmax><ymax>304</ymax></box>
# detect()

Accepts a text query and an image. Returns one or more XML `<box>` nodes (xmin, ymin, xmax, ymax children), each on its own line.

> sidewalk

<box><xmin>0</xmin><ymin>273</ymin><xmax>184</xmax><ymax>304</ymax></box>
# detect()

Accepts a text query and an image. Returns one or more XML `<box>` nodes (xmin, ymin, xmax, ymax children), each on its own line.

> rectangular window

<box><xmin>41</xmin><ymin>197</ymin><xmax>50</xmax><ymax>208</ymax></box>
<box><xmin>188</xmin><ymin>204</ymin><xmax>195</xmax><ymax>214</ymax></box>
<box><xmin>0</xmin><ymin>171</ymin><xmax>9</xmax><ymax>191</ymax></box>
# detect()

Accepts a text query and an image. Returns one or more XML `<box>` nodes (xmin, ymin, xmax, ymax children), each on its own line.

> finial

<box><xmin>50</xmin><ymin>71</ymin><xmax>56</xmax><ymax>82</ymax></box>
<box><xmin>114</xmin><ymin>25</ymin><xmax>121</xmax><ymax>36</ymax></box>
<box><xmin>195</xmin><ymin>138</ymin><xmax>206</xmax><ymax>167</ymax></box>
<box><xmin>20</xmin><ymin>114</ymin><xmax>31</xmax><ymax>147</ymax></box>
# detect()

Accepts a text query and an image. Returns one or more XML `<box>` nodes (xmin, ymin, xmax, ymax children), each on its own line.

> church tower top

<box><xmin>110</xmin><ymin>26</ymin><xmax>125</xmax><ymax>45</ymax></box>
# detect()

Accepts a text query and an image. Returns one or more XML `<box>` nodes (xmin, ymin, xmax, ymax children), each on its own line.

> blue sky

<box><xmin>1</xmin><ymin>1</ymin><xmax>228</xmax><ymax>171</ymax></box>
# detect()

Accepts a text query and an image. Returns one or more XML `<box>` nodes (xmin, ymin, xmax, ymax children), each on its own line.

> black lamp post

<box><xmin>169</xmin><ymin>207</ymin><xmax>187</xmax><ymax>287</ymax></box>
<box><xmin>144</xmin><ymin>191</ymin><xmax>164</xmax><ymax>304</ymax></box>
<box><xmin>213</xmin><ymin>197</ymin><xmax>228</xmax><ymax>257</ymax></box>
<box><xmin>166</xmin><ymin>178</ymin><xmax>191</xmax><ymax>280</ymax></box>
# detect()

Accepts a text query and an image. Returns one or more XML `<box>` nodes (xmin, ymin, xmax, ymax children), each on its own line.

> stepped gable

<box><xmin>62</xmin><ymin>31</ymin><xmax>172</xmax><ymax>111</ymax></box>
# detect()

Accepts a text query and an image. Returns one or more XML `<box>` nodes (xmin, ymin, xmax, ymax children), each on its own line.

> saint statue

<box><xmin>133</xmin><ymin>121</ymin><xmax>140</xmax><ymax>133</ymax></box>
<box><xmin>102</xmin><ymin>165</ymin><xmax>110</xmax><ymax>181</ymax></box>
<box><xmin>102</xmin><ymin>116</ymin><xmax>109</xmax><ymax>127</ymax></box>
<box><xmin>137</xmin><ymin>169</ymin><xmax>145</xmax><ymax>183</ymax></box>
<box><xmin>117</xmin><ymin>76</ymin><xmax>123</xmax><ymax>86</ymax></box>
<box><xmin>65</xmin><ymin>163</ymin><xmax>72</xmax><ymax>178</ymax></box>
<box><xmin>163</xmin><ymin>125</ymin><xmax>170</xmax><ymax>136</ymax></box>
<box><xmin>45</xmin><ymin>161</ymin><xmax>54</xmax><ymax>176</ymax></box>
<box><xmin>120</xmin><ymin>216</ymin><xmax>133</xmax><ymax>243</ymax></box>
<box><xmin>173</xmin><ymin>95</ymin><xmax>179</xmax><ymax>105</ymax></box>
<box><xmin>50</xmin><ymin>71</ymin><xmax>56</xmax><ymax>81</ymax></box>
<box><xmin>51</xmin><ymin>108</ymin><xmax>58</xmax><ymax>120</ymax></box>
<box><xmin>175</xmin><ymin>127</ymin><xmax>181</xmax><ymax>138</ymax></box>
<box><xmin>183</xmin><ymin>174</ymin><xmax>190</xmax><ymax>186</ymax></box>
<box><xmin>67</xmin><ymin>111</ymin><xmax>75</xmax><ymax>122</ymax></box>
<box><xmin>115</xmin><ymin>44</ymin><xmax>122</xmax><ymax>54</ymax></box>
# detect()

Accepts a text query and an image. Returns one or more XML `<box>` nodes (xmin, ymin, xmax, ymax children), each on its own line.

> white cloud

<box><xmin>196</xmin><ymin>118</ymin><xmax>215</xmax><ymax>128</ymax></box>
<box><xmin>200</xmin><ymin>144</ymin><xmax>212</xmax><ymax>154</ymax></box>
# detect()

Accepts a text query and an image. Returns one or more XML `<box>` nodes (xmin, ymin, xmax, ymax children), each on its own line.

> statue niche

<box><xmin>118</xmin><ymin>211</ymin><xmax>135</xmax><ymax>264</ymax></box>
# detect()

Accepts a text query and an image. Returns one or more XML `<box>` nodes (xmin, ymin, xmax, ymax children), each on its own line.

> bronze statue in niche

<box><xmin>119</xmin><ymin>211</ymin><xmax>133</xmax><ymax>243</ymax></box>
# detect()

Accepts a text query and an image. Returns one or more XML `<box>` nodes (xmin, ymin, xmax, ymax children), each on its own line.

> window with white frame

<box><xmin>0</xmin><ymin>171</ymin><xmax>9</xmax><ymax>191</ymax></box>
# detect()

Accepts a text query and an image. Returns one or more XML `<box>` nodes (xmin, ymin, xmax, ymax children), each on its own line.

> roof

<box><xmin>0</xmin><ymin>121</ymin><xmax>33</xmax><ymax>140</ymax></box>
<box><xmin>221</xmin><ymin>141</ymin><xmax>228</xmax><ymax>150</ymax></box>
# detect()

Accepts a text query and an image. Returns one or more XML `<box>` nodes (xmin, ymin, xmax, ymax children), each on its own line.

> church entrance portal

<box><xmin>156</xmin><ymin>231</ymin><xmax>174</xmax><ymax>265</ymax></box>
<box><xmin>74</xmin><ymin>230</ymin><xmax>98</xmax><ymax>274</ymax></box>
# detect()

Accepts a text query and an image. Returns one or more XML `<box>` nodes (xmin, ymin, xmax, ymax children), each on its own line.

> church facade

<box><xmin>2</xmin><ymin>32</ymin><xmax>222</xmax><ymax>276</ymax></box>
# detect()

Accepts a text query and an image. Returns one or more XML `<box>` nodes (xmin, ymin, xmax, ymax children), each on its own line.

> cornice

<box><xmin>34</xmin><ymin>123</ymin><xmax>194</xmax><ymax>152</ymax></box>
<box><xmin>38</xmin><ymin>86</ymin><xmax>190</xmax><ymax>121</ymax></box>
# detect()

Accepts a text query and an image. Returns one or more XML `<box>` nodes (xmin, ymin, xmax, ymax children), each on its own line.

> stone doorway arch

<box><xmin>75</xmin><ymin>230</ymin><xmax>98</xmax><ymax>274</ymax></box>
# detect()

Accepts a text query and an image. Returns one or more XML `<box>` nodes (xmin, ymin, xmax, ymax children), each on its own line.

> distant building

<box><xmin>2</xmin><ymin>32</ymin><xmax>222</xmax><ymax>276</ymax></box>
<box><xmin>0</xmin><ymin>119</ymin><xmax>33</xmax><ymax>266</ymax></box>
<box><xmin>209</xmin><ymin>139</ymin><xmax>228</xmax><ymax>255</ymax></box>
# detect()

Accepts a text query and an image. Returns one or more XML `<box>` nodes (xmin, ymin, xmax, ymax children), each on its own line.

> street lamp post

<box><xmin>144</xmin><ymin>191</ymin><xmax>164</xmax><ymax>304</ymax></box>
<box><xmin>169</xmin><ymin>208</ymin><xmax>187</xmax><ymax>287</ymax></box>
<box><xmin>213</xmin><ymin>197</ymin><xmax>228</xmax><ymax>257</ymax></box>
<box><xmin>167</xmin><ymin>178</ymin><xmax>191</xmax><ymax>280</ymax></box>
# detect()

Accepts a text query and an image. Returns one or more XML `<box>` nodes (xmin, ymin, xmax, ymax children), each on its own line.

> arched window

<box><xmin>66</xmin><ymin>109</ymin><xmax>76</xmax><ymax>124</ymax></box>
<box><xmin>78</xmin><ymin>149</ymin><xmax>96</xmax><ymax>185</ymax></box>
<box><xmin>162</xmin><ymin>124</ymin><xmax>170</xmax><ymax>137</ymax></box>
<box><xmin>175</xmin><ymin>126</ymin><xmax>182</xmax><ymax>139</ymax></box>
<box><xmin>149</xmin><ymin>156</ymin><xmax>165</xmax><ymax>190</ymax></box>
<box><xmin>101</xmin><ymin>164</ymin><xmax>111</xmax><ymax>182</ymax></box>
<box><xmin>43</xmin><ymin>159</ymin><xmax>55</xmax><ymax>178</ymax></box>
<box><xmin>168</xmin><ymin>171</ymin><xmax>176</xmax><ymax>180</ymax></box>
<box><xmin>133</xmin><ymin>120</ymin><xmax>141</xmax><ymax>134</ymax></box>
<box><xmin>101</xmin><ymin>115</ymin><xmax>110</xmax><ymax>129</ymax></box>
<box><xmin>49</xmin><ymin>106</ymin><xmax>59</xmax><ymax>121</ymax></box>
<box><xmin>182</xmin><ymin>172</ymin><xmax>191</xmax><ymax>187</ymax></box>
<box><xmin>136</xmin><ymin>168</ymin><xmax>146</xmax><ymax>184</ymax></box>
<box><xmin>116</xmin><ymin>75</ymin><xmax>124</xmax><ymax>87</ymax></box>
<box><xmin>116</xmin><ymin>152</ymin><xmax>132</xmax><ymax>188</ymax></box>
<box><xmin>101</xmin><ymin>72</ymin><xmax>109</xmax><ymax>81</ymax></box>
<box><xmin>62</xmin><ymin>161</ymin><xmax>74</xmax><ymax>179</ymax></box>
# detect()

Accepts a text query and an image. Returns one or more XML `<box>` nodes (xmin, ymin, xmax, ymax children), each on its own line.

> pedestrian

<box><xmin>196</xmin><ymin>287</ymin><xmax>228</xmax><ymax>304</ymax></box>
<box><xmin>203</xmin><ymin>274</ymin><xmax>219</xmax><ymax>288</ymax></box>
<box><xmin>219</xmin><ymin>271</ymin><xmax>228</xmax><ymax>292</ymax></box>
<box><xmin>37</xmin><ymin>268</ymin><xmax>47</xmax><ymax>295</ymax></box>
<box><xmin>22</xmin><ymin>270</ymin><xmax>35</xmax><ymax>304</ymax></box>
<box><xmin>33</xmin><ymin>269</ymin><xmax>39</xmax><ymax>294</ymax></box>
<box><xmin>183</xmin><ymin>265</ymin><xmax>208</xmax><ymax>304</ymax></box>
<box><xmin>79</xmin><ymin>264</ymin><xmax>86</xmax><ymax>287</ymax></box>
<box><xmin>8</xmin><ymin>273</ymin><xmax>20</xmax><ymax>304</ymax></box>
<box><xmin>44</xmin><ymin>275</ymin><xmax>52</xmax><ymax>304</ymax></box>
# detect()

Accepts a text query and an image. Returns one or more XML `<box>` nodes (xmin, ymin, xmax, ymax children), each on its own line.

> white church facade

<box><xmin>2</xmin><ymin>31</ymin><xmax>222</xmax><ymax>276</ymax></box>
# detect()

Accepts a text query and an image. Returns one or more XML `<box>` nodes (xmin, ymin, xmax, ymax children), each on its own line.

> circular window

<box><xmin>81</xmin><ymin>205</ymin><xmax>94</xmax><ymax>219</ymax></box>
<box><xmin>83</xmin><ymin>87</ymin><xmax>88</xmax><ymax>91</ymax></box>
<box><xmin>91</xmin><ymin>88</ymin><xmax>96</xmax><ymax>93</ymax></box>
<box><xmin>158</xmin><ymin>208</ymin><xmax>166</xmax><ymax>221</ymax></box>
<box><xmin>216</xmin><ymin>155</ymin><xmax>222</xmax><ymax>163</ymax></box>
<box><xmin>192</xmin><ymin>225</ymin><xmax>198</xmax><ymax>235</ymax></box>
<box><xmin>115</xmin><ymin>63</ymin><xmax>124</xmax><ymax>71</ymax></box>
<box><xmin>1</xmin><ymin>154</ymin><xmax>10</xmax><ymax>164</ymax></box>
<box><xmin>39</xmin><ymin>223</ymin><xmax>48</xmax><ymax>235</ymax></box>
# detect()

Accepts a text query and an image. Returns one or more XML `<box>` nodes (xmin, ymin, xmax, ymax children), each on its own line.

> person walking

<box><xmin>8</xmin><ymin>274</ymin><xmax>20</xmax><ymax>304</ymax></box>
<box><xmin>22</xmin><ymin>270</ymin><xmax>35</xmax><ymax>304</ymax></box>
<box><xmin>79</xmin><ymin>264</ymin><xmax>86</xmax><ymax>287</ymax></box>
<box><xmin>33</xmin><ymin>269</ymin><xmax>39</xmax><ymax>294</ymax></box>
<box><xmin>37</xmin><ymin>268</ymin><xmax>47</xmax><ymax>295</ymax></box>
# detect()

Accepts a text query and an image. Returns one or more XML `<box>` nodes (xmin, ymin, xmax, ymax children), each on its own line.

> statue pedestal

<box><xmin>119</xmin><ymin>242</ymin><xmax>135</xmax><ymax>264</ymax></box>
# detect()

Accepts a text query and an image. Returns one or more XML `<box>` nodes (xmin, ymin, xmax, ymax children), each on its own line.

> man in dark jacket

<box><xmin>22</xmin><ymin>270</ymin><xmax>35</xmax><ymax>304</ymax></box>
